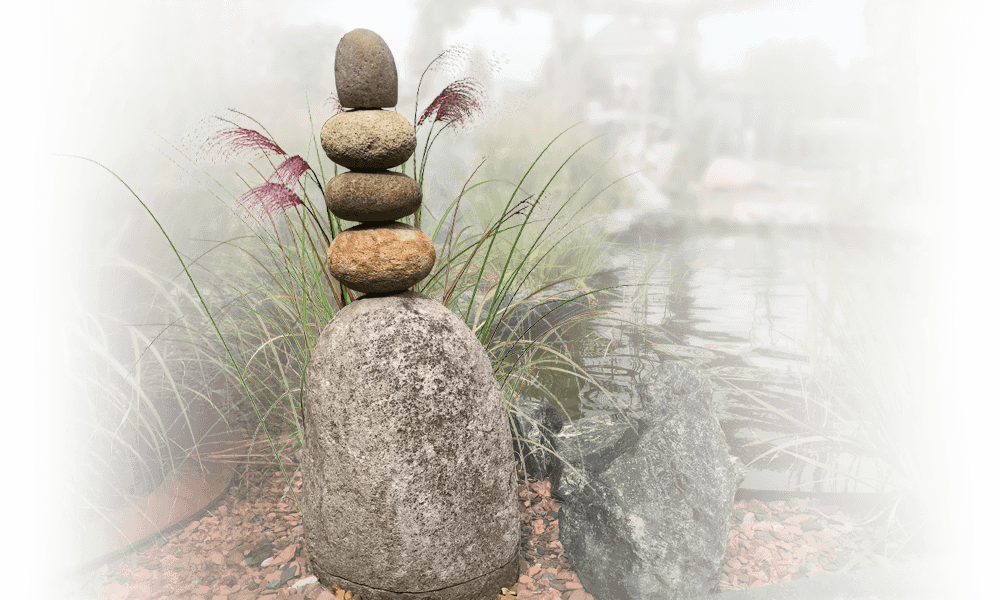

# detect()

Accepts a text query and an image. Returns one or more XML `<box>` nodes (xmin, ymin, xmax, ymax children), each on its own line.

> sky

<box><xmin>284</xmin><ymin>0</ymin><xmax>871</xmax><ymax>81</ymax></box>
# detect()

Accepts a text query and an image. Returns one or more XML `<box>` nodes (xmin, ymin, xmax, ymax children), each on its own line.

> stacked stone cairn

<box><xmin>302</xmin><ymin>29</ymin><xmax>521</xmax><ymax>600</ymax></box>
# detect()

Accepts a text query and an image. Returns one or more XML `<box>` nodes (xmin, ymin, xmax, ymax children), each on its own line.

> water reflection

<box><xmin>543</xmin><ymin>225</ymin><xmax>931</xmax><ymax>494</ymax></box>
<box><xmin>612</xmin><ymin>235</ymin><xmax>829</xmax><ymax>353</ymax></box>
<box><xmin>577</xmin><ymin>231</ymin><xmax>818</xmax><ymax>416</ymax></box>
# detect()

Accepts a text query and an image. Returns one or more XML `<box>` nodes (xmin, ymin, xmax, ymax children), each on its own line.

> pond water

<box><xmin>526</xmin><ymin>221</ymin><xmax>933</xmax><ymax>495</ymax></box>
<box><xmin>601</xmin><ymin>230</ymin><xmax>817</xmax><ymax>370</ymax></box>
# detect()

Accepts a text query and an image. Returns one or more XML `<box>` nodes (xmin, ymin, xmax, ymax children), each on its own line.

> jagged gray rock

<box><xmin>555</xmin><ymin>360</ymin><xmax>746</xmax><ymax>600</ymax></box>
<box><xmin>302</xmin><ymin>292</ymin><xmax>520</xmax><ymax>600</ymax></box>
<box><xmin>508</xmin><ymin>397</ymin><xmax>567</xmax><ymax>482</ymax></box>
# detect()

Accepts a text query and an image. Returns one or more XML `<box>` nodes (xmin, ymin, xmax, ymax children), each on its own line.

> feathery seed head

<box><xmin>231</xmin><ymin>155</ymin><xmax>309</xmax><ymax>231</ymax></box>
<box><xmin>413</xmin><ymin>45</ymin><xmax>508</xmax><ymax>139</ymax></box>
<box><xmin>238</xmin><ymin>182</ymin><xmax>303</xmax><ymax>218</ymax></box>
<box><xmin>167</xmin><ymin>106</ymin><xmax>285</xmax><ymax>187</ymax></box>
<box><xmin>428</xmin><ymin>44</ymin><xmax>507</xmax><ymax>85</ymax></box>
<box><xmin>429</xmin><ymin>44</ymin><xmax>472</xmax><ymax>78</ymax></box>
<box><xmin>268</xmin><ymin>155</ymin><xmax>312</xmax><ymax>188</ymax></box>
<box><xmin>204</xmin><ymin>127</ymin><xmax>285</xmax><ymax>161</ymax></box>
<box><xmin>417</xmin><ymin>78</ymin><xmax>486</xmax><ymax>130</ymax></box>
<box><xmin>325</xmin><ymin>94</ymin><xmax>344</xmax><ymax>115</ymax></box>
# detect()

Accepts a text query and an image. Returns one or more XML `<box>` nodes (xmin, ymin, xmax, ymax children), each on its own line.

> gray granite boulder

<box><xmin>302</xmin><ymin>292</ymin><xmax>519</xmax><ymax>600</ymax></box>
<box><xmin>507</xmin><ymin>397</ymin><xmax>567</xmax><ymax>482</ymax></box>
<box><xmin>557</xmin><ymin>360</ymin><xmax>747</xmax><ymax>600</ymax></box>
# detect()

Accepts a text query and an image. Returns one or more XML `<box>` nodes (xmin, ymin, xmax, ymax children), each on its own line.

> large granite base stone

<box><xmin>302</xmin><ymin>292</ymin><xmax>520</xmax><ymax>600</ymax></box>
<box><xmin>316</xmin><ymin>553</ymin><xmax>519</xmax><ymax>600</ymax></box>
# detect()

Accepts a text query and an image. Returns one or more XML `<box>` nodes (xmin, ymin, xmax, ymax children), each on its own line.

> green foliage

<box><xmin>46</xmin><ymin>2</ymin><xmax>245</xmax><ymax>580</ymax></box>
<box><xmin>411</xmin><ymin>112</ymin><xmax>641</xmax><ymax>369</ymax></box>
<box><xmin>64</xmin><ymin>306</ymin><xmax>173</xmax><ymax>517</ymax></box>
<box><xmin>470</xmin><ymin>111</ymin><xmax>633</xmax><ymax>219</ymax></box>
<box><xmin>50</xmin><ymin>14</ymin><xmax>644</xmax><ymax>596</ymax></box>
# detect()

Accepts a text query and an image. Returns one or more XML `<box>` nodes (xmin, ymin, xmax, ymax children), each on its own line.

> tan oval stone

<box><xmin>335</xmin><ymin>28</ymin><xmax>398</xmax><ymax>108</ymax></box>
<box><xmin>321</xmin><ymin>109</ymin><xmax>416</xmax><ymax>170</ymax></box>
<box><xmin>325</xmin><ymin>171</ymin><xmax>422</xmax><ymax>222</ymax></box>
<box><xmin>327</xmin><ymin>222</ymin><xmax>435</xmax><ymax>294</ymax></box>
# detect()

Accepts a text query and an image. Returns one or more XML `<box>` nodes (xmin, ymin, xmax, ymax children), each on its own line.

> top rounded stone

<box><xmin>336</xmin><ymin>29</ymin><xmax>398</xmax><ymax>109</ymax></box>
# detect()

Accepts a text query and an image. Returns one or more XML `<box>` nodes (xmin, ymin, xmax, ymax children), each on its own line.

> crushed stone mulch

<box><xmin>58</xmin><ymin>457</ymin><xmax>922</xmax><ymax>600</ymax></box>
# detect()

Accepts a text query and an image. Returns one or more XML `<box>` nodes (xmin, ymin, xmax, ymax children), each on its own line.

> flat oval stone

<box><xmin>325</xmin><ymin>171</ymin><xmax>422</xmax><ymax>222</ymax></box>
<box><xmin>335</xmin><ymin>28</ymin><xmax>398</xmax><ymax>108</ymax></box>
<box><xmin>327</xmin><ymin>222</ymin><xmax>435</xmax><ymax>294</ymax></box>
<box><xmin>321</xmin><ymin>109</ymin><xmax>416</xmax><ymax>171</ymax></box>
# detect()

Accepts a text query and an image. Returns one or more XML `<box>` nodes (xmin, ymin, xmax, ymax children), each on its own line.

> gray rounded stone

<box><xmin>327</xmin><ymin>222</ymin><xmax>435</xmax><ymax>294</ymax></box>
<box><xmin>322</xmin><ymin>109</ymin><xmax>416</xmax><ymax>171</ymax></box>
<box><xmin>302</xmin><ymin>291</ymin><xmax>521</xmax><ymax>600</ymax></box>
<box><xmin>325</xmin><ymin>171</ymin><xmax>422</xmax><ymax>222</ymax></box>
<box><xmin>335</xmin><ymin>28</ymin><xmax>398</xmax><ymax>108</ymax></box>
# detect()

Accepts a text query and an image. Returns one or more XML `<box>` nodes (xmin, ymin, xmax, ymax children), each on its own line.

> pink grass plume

<box><xmin>417</xmin><ymin>78</ymin><xmax>486</xmax><ymax>130</ymax></box>
<box><xmin>232</xmin><ymin>155</ymin><xmax>309</xmax><ymax>231</ymax></box>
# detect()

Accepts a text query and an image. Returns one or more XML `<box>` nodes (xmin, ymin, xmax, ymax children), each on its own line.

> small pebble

<box><xmin>291</xmin><ymin>575</ymin><xmax>319</xmax><ymax>588</ymax></box>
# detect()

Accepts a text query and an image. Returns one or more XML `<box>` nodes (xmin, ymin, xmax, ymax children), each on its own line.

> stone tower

<box><xmin>301</xmin><ymin>28</ymin><xmax>521</xmax><ymax>600</ymax></box>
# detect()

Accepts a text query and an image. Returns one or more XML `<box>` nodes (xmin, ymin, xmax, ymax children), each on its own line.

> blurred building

<box><xmin>409</xmin><ymin>0</ymin><xmax>924</xmax><ymax>224</ymax></box>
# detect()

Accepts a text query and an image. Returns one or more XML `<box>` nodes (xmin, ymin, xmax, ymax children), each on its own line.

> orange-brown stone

<box><xmin>327</xmin><ymin>222</ymin><xmax>435</xmax><ymax>294</ymax></box>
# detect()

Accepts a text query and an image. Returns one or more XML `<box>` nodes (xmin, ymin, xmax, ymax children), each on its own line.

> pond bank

<box><xmin>588</xmin><ymin>208</ymin><xmax>921</xmax><ymax>249</ymax></box>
